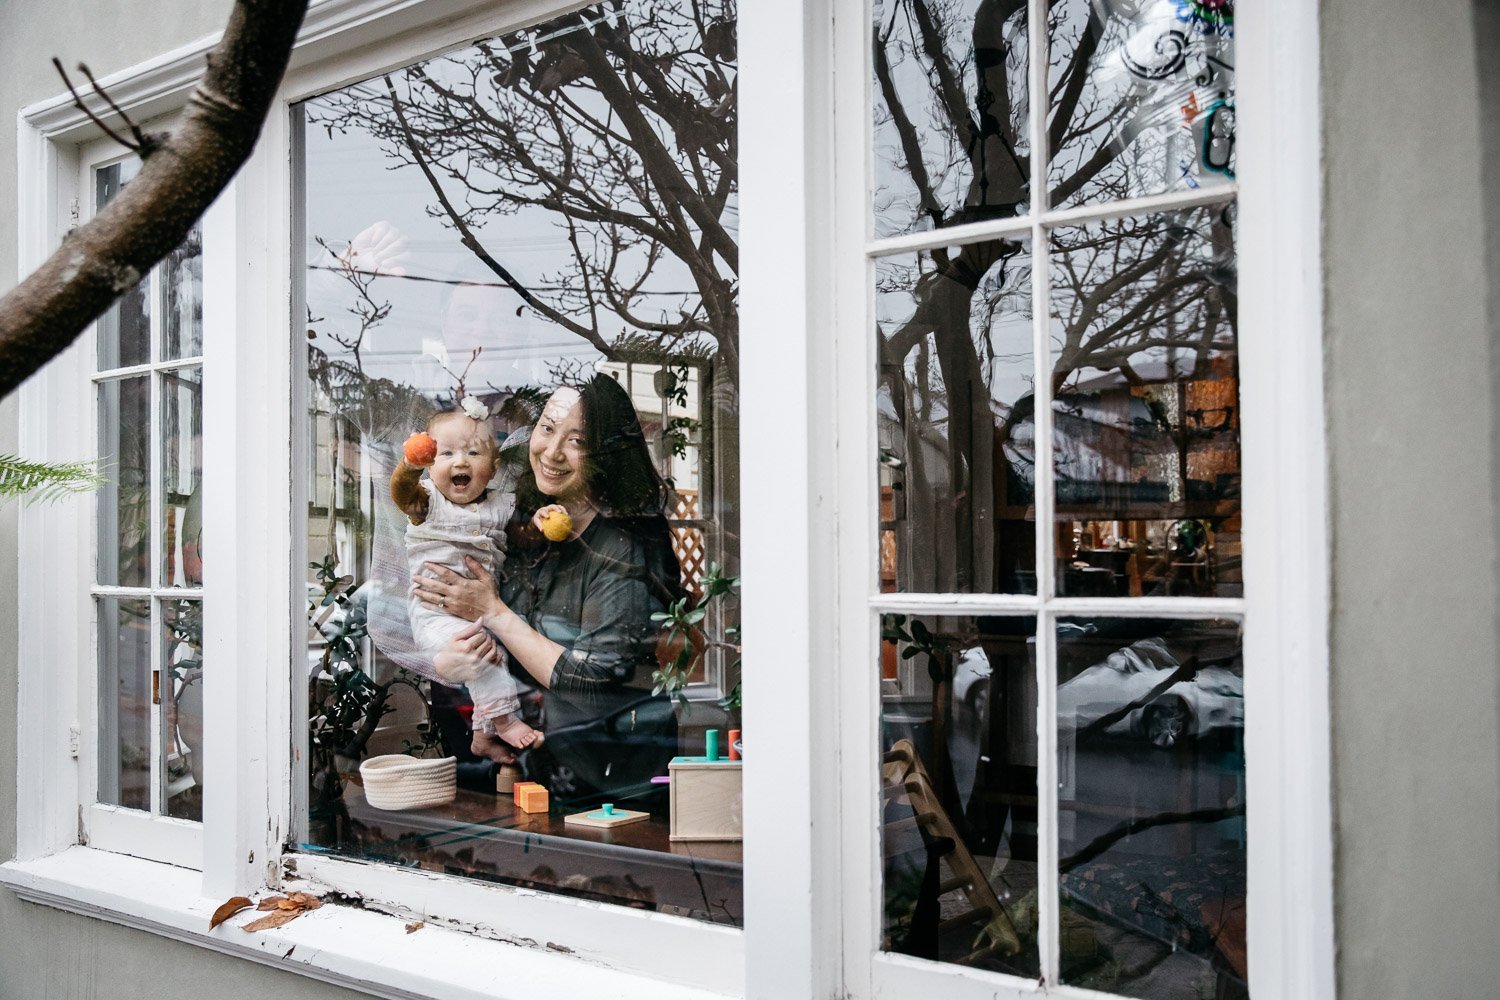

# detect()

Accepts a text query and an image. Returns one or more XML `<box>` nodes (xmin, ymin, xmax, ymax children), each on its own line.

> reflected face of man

<box><xmin>428</xmin><ymin>413</ymin><xmax>498</xmax><ymax>505</ymax></box>
<box><xmin>529</xmin><ymin>387</ymin><xmax>587</xmax><ymax>503</ymax></box>
<box><xmin>443</xmin><ymin>283</ymin><xmax>510</xmax><ymax>352</ymax></box>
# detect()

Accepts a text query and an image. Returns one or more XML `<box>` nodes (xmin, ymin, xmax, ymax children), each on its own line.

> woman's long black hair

<box><xmin>510</xmin><ymin>373</ymin><xmax>683</xmax><ymax>603</ymax></box>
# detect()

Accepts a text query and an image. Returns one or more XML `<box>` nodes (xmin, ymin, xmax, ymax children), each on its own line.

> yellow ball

<box><xmin>539</xmin><ymin>508</ymin><xmax>572</xmax><ymax>542</ymax></box>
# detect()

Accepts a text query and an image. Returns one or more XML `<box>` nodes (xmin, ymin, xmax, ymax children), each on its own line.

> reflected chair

<box><xmin>881</xmin><ymin>738</ymin><xmax>1022</xmax><ymax>965</ymax></box>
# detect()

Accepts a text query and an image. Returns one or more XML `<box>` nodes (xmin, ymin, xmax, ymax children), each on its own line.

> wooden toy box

<box><xmin>668</xmin><ymin>757</ymin><xmax>743</xmax><ymax>842</ymax></box>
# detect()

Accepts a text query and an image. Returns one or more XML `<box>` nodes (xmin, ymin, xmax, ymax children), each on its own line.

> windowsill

<box><xmin>1</xmin><ymin>848</ymin><xmax>737</xmax><ymax>1000</ymax></box>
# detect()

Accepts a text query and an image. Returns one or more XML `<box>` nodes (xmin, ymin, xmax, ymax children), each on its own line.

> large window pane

<box><xmin>880</xmin><ymin>614</ymin><xmax>1039</xmax><ymax>978</ymax></box>
<box><xmin>1056</xmin><ymin>618</ymin><xmax>1246</xmax><ymax>999</ymax></box>
<box><xmin>97</xmin><ymin>596</ymin><xmax>152</xmax><ymax>810</ymax></box>
<box><xmin>1048</xmin><ymin>0</ymin><xmax>1236</xmax><ymax>209</ymax></box>
<box><xmin>876</xmin><ymin>241</ymin><xmax>1036</xmax><ymax>594</ymax></box>
<box><xmin>871</xmin><ymin>0</ymin><xmax>1030</xmax><ymax>238</ymax></box>
<box><xmin>1050</xmin><ymin>206</ymin><xmax>1239</xmax><ymax>598</ymax></box>
<box><xmin>296</xmin><ymin>0</ymin><xmax>742</xmax><ymax>923</ymax></box>
<box><xmin>98</xmin><ymin>376</ymin><xmax>150</xmax><ymax>589</ymax></box>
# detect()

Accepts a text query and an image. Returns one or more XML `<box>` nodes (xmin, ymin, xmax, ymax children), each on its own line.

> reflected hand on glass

<box><xmin>338</xmin><ymin>220</ymin><xmax>411</xmax><ymax>276</ymax></box>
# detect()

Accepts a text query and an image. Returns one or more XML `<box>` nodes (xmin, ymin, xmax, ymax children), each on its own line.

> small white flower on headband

<box><xmin>460</xmin><ymin>396</ymin><xmax>488</xmax><ymax>421</ymax></box>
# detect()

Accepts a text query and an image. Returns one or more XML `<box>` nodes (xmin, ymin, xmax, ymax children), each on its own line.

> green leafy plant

<box><xmin>881</xmin><ymin>613</ymin><xmax>966</xmax><ymax>685</ymax></box>
<box><xmin>651</xmin><ymin>562</ymin><xmax>740</xmax><ymax>713</ymax></box>
<box><xmin>307</xmin><ymin>555</ymin><xmax>443</xmax><ymax>808</ymax></box>
<box><xmin>0</xmin><ymin>454</ymin><xmax>105</xmax><ymax>504</ymax></box>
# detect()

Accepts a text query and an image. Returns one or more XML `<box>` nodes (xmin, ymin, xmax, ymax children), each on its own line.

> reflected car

<box><xmin>953</xmin><ymin>647</ymin><xmax>992</xmax><ymax>726</ymax></box>
<box><xmin>1056</xmin><ymin>637</ymin><xmax>1243</xmax><ymax>748</ymax></box>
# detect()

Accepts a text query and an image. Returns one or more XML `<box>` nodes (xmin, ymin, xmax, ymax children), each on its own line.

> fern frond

<box><xmin>0</xmin><ymin>455</ymin><xmax>107</xmax><ymax>505</ymax></box>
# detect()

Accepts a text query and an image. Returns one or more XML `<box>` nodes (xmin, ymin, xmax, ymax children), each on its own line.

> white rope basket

<box><xmin>359</xmin><ymin>755</ymin><xmax>457</xmax><ymax>811</ymax></box>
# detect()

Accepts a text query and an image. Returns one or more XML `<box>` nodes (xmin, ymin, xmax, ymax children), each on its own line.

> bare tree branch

<box><xmin>0</xmin><ymin>0</ymin><xmax>310</xmax><ymax>398</ymax></box>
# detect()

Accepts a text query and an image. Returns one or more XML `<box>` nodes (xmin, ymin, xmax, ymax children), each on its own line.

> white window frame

<box><xmin>3</xmin><ymin>1</ymin><xmax>1332</xmax><ymax>999</ymax></box>
<box><xmin>78</xmin><ymin>134</ymin><xmax>210</xmax><ymax>867</ymax></box>
<box><xmin>820</xmin><ymin>1</ymin><xmax>1334</xmax><ymax>999</ymax></box>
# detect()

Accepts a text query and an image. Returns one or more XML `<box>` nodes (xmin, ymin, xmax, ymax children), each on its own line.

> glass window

<box><xmin>869</xmin><ymin>3</ymin><xmax>1245</xmax><ymax>997</ymax></box>
<box><xmin>1051</xmin><ymin>208</ymin><xmax>1239</xmax><ymax>599</ymax></box>
<box><xmin>1048</xmin><ymin>0</ymin><xmax>1236</xmax><ymax>208</ymax></box>
<box><xmin>1056</xmin><ymin>618</ymin><xmax>1244</xmax><ymax>998</ymax></box>
<box><xmin>294</xmin><ymin>0</ymin><xmax>742</xmax><ymax>923</ymax></box>
<box><xmin>877</xmin><ymin>242</ymin><xmax>1036</xmax><ymax>594</ymax></box>
<box><xmin>872</xmin><ymin>0</ymin><xmax>1031</xmax><ymax>237</ymax></box>
<box><xmin>94</xmin><ymin>159</ymin><xmax>206</xmax><ymax>822</ymax></box>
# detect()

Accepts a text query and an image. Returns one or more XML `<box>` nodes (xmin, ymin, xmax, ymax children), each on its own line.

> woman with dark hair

<box><xmin>413</xmin><ymin>373</ymin><xmax>684</xmax><ymax>804</ymax></box>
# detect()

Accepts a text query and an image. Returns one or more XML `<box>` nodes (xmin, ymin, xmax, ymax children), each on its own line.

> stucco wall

<box><xmin>1323</xmin><ymin>0</ymin><xmax>1500</xmax><ymax>995</ymax></box>
<box><xmin>0</xmin><ymin>3</ymin><xmax>363</xmax><ymax>997</ymax></box>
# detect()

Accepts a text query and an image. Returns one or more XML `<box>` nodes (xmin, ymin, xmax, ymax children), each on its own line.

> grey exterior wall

<box><xmin>1323</xmin><ymin>0</ymin><xmax>1500</xmax><ymax>996</ymax></box>
<box><xmin>0</xmin><ymin>3</ymin><xmax>362</xmax><ymax>997</ymax></box>
<box><xmin>1</xmin><ymin>1</ymin><xmax>1498</xmax><ymax>998</ymax></box>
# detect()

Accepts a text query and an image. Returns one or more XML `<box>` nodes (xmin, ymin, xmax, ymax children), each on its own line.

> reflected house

<box><xmin>883</xmin><ymin>352</ymin><xmax>1242</xmax><ymax>599</ymax></box>
<box><xmin>1048</xmin><ymin>354</ymin><xmax>1242</xmax><ymax>598</ymax></box>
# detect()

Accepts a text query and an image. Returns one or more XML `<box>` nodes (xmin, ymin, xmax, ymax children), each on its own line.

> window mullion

<box><xmin>1027</xmin><ymin>0</ymin><xmax>1059</xmax><ymax>985</ymax></box>
<box><xmin>148</xmin><ymin>365</ymin><xmax>164</xmax><ymax>817</ymax></box>
<box><xmin>864</xmin><ymin>188</ymin><xmax>1237</xmax><ymax>263</ymax></box>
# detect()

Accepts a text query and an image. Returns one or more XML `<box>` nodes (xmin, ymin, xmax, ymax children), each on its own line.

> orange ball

<box><xmin>404</xmin><ymin>432</ymin><xmax>437</xmax><ymax>466</ymax></box>
<box><xmin>539</xmin><ymin>508</ymin><xmax>573</xmax><ymax>542</ymax></box>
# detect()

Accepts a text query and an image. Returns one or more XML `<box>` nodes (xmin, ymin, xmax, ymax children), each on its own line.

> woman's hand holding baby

<box><xmin>415</xmin><ymin>556</ymin><xmax>507</xmax><ymax>624</ymax></box>
<box><xmin>433</xmin><ymin>622</ymin><xmax>498</xmax><ymax>684</ymax></box>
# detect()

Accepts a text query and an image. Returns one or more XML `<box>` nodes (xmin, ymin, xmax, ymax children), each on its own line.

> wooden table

<box><xmin>335</xmin><ymin>781</ymin><xmax>744</xmax><ymax>925</ymax></box>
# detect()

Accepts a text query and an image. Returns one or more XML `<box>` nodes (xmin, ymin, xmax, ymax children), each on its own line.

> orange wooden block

<box><xmin>512</xmin><ymin>780</ymin><xmax>541</xmax><ymax>807</ymax></box>
<box><xmin>515</xmin><ymin>783</ymin><xmax>549</xmax><ymax>814</ymax></box>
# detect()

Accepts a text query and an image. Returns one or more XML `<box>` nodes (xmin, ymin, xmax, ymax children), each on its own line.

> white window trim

<box><xmin>822</xmin><ymin>1</ymin><xmax>1334</xmax><ymax>999</ymax></box>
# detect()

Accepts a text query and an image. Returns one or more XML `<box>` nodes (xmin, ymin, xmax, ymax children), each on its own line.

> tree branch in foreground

<box><xmin>0</xmin><ymin>0</ymin><xmax>310</xmax><ymax>398</ymax></box>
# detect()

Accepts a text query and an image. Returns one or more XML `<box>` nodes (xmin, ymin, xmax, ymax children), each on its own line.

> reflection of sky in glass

<box><xmin>301</xmin><ymin>119</ymin><xmax>595</xmax><ymax>396</ymax></box>
<box><xmin>875</xmin><ymin>248</ymin><xmax>1034</xmax><ymax>415</ymax></box>
<box><xmin>1048</xmin><ymin>0</ymin><xmax>1235</xmax><ymax>207</ymax></box>
<box><xmin>871</xmin><ymin>0</ymin><xmax>1030</xmax><ymax>237</ymax></box>
<box><xmin>300</xmin><ymin>1</ymin><xmax>736</xmax><ymax>402</ymax></box>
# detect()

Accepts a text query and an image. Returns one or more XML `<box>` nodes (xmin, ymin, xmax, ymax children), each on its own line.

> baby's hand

<box><xmin>404</xmin><ymin>432</ymin><xmax>437</xmax><ymax>467</ymax></box>
<box><xmin>533</xmin><ymin>504</ymin><xmax>573</xmax><ymax>542</ymax></box>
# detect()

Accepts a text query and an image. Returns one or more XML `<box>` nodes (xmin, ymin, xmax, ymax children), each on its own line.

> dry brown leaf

<box><xmin>209</xmin><ymin>896</ymin><xmax>253</xmax><ymax>931</ymax></box>
<box><xmin>241</xmin><ymin>891</ymin><xmax>323</xmax><ymax>931</ymax></box>
<box><xmin>405</xmin><ymin>921</ymin><xmax>424</xmax><ymax>934</ymax></box>
<box><xmin>243</xmin><ymin>908</ymin><xmax>305</xmax><ymax>933</ymax></box>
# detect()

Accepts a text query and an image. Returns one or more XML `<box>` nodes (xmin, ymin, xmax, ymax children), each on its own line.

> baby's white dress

<box><xmin>406</xmin><ymin>478</ymin><xmax>519</xmax><ymax>728</ymax></box>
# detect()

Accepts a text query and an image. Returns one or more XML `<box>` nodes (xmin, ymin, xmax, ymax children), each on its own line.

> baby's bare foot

<box><xmin>491</xmin><ymin>714</ymin><xmax>543</xmax><ymax>749</ymax></box>
<box><xmin>470</xmin><ymin>731</ymin><xmax>517</xmax><ymax>764</ymax></box>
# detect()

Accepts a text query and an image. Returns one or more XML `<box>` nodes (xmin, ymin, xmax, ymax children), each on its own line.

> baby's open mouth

<box><xmin>451</xmin><ymin>474</ymin><xmax>472</xmax><ymax>488</ymax></box>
